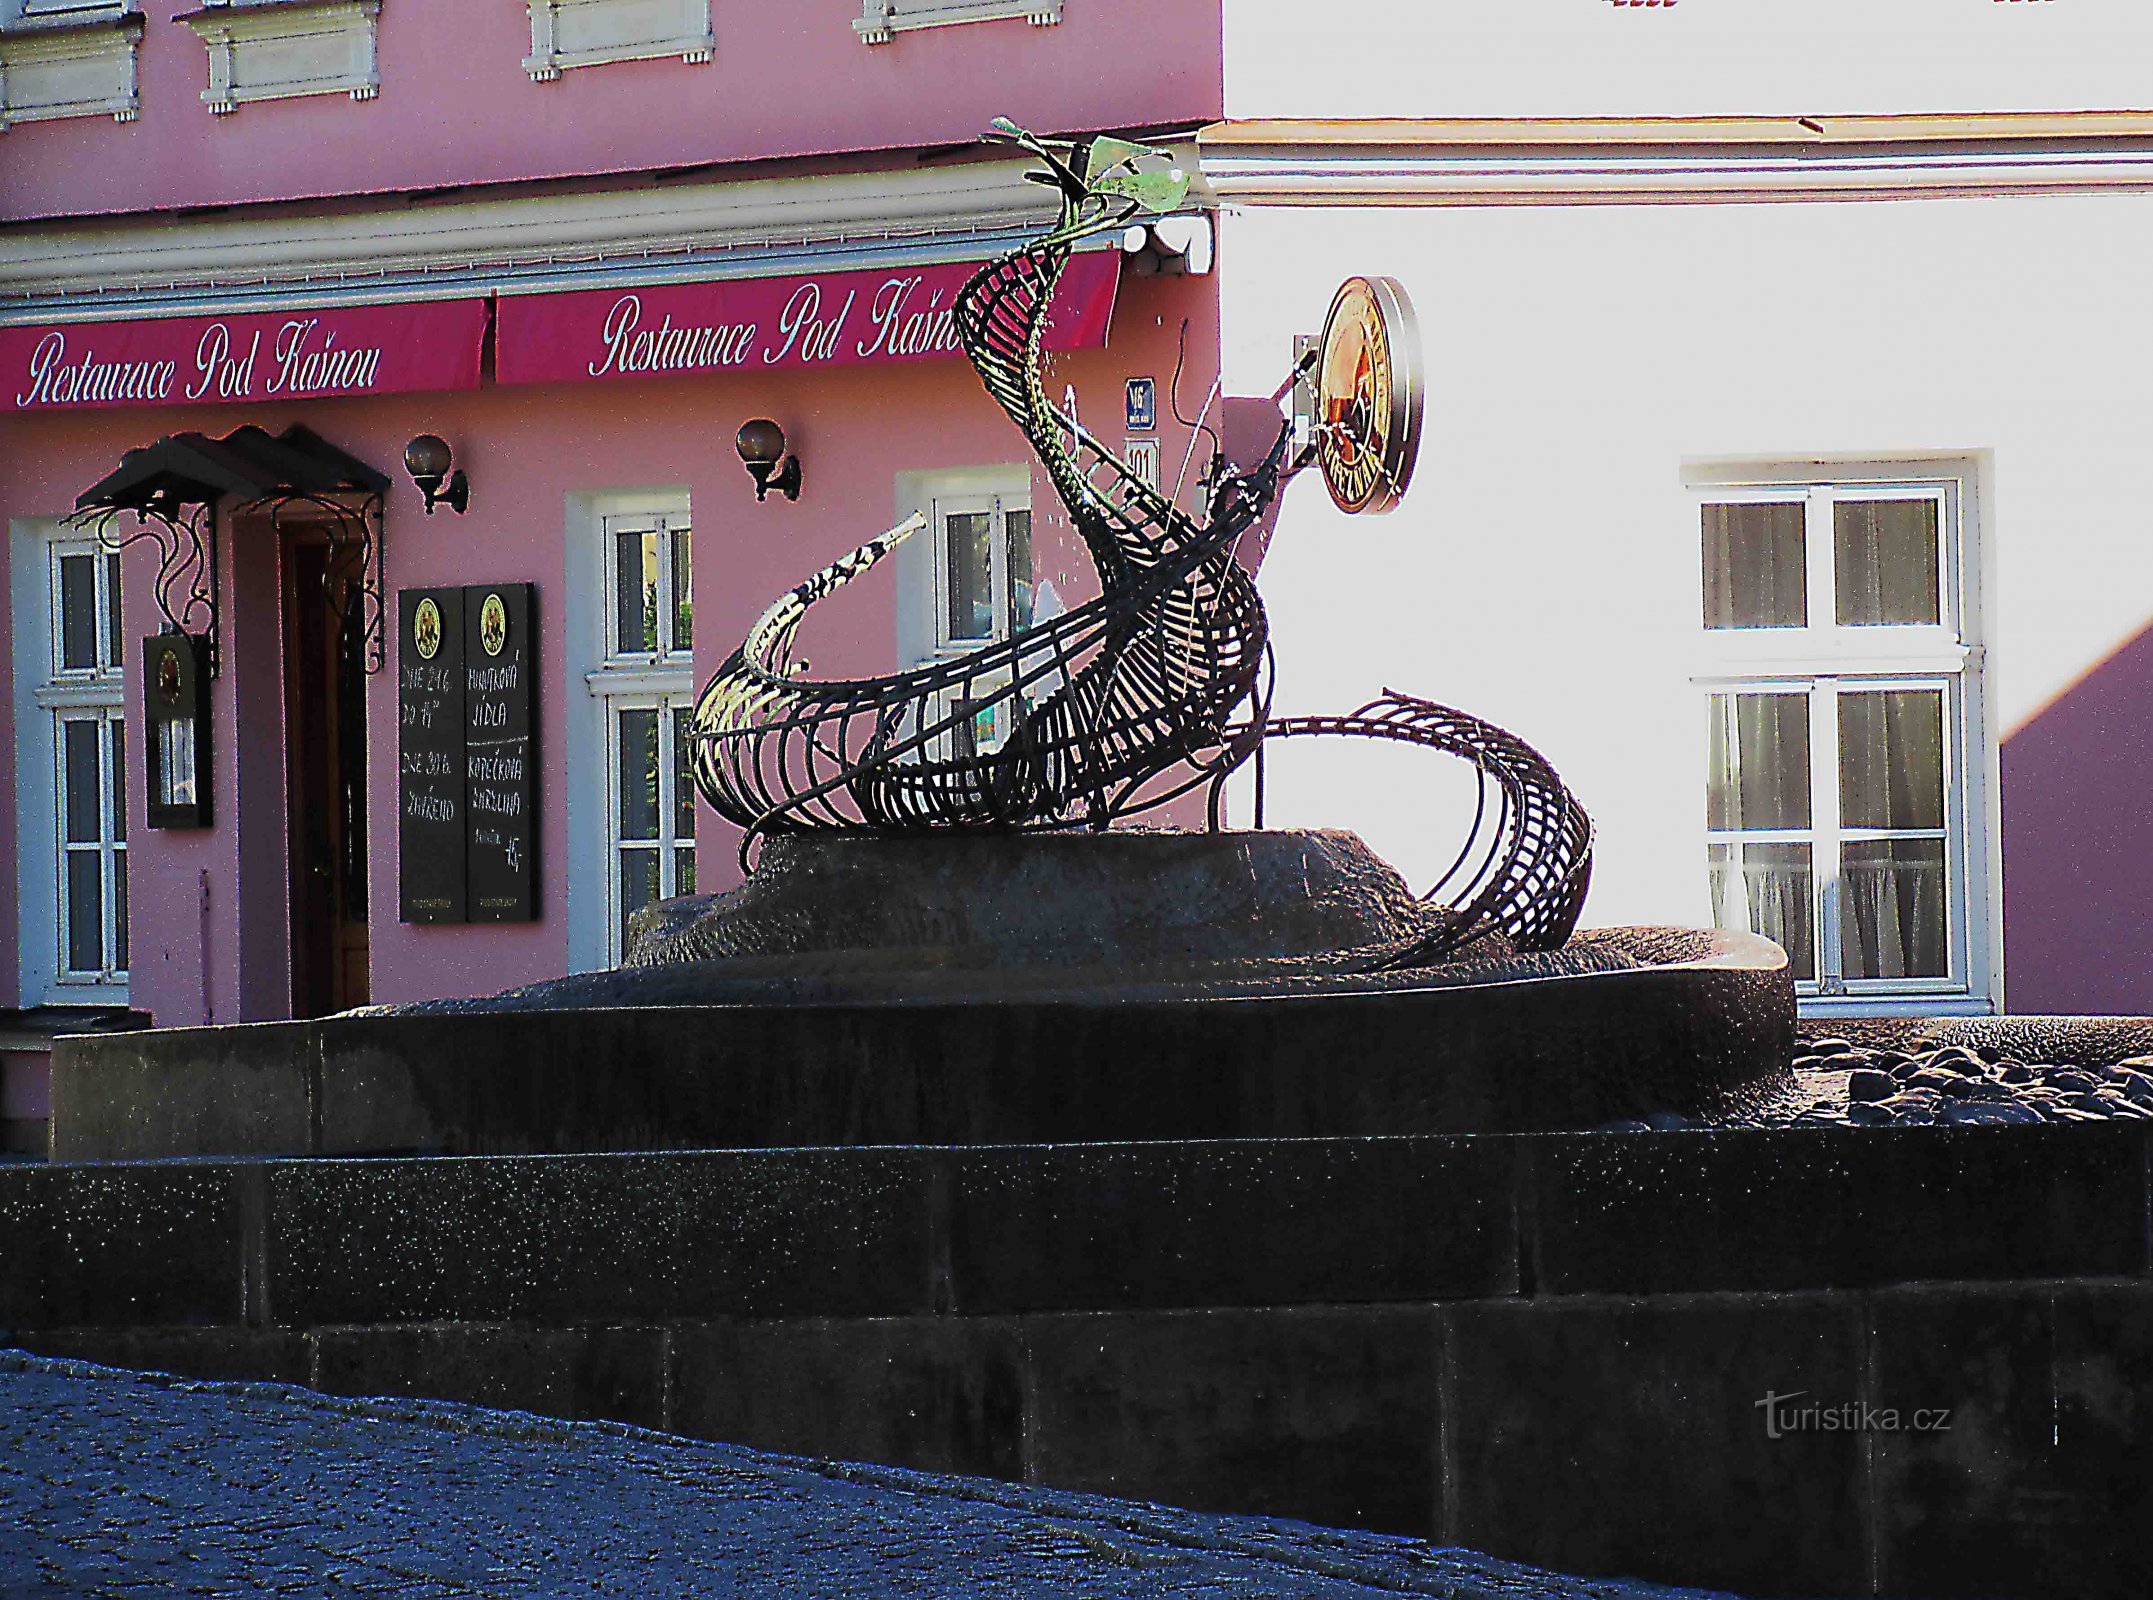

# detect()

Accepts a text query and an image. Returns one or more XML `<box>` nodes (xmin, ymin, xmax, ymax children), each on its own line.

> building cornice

<box><xmin>0</xmin><ymin>145</ymin><xmax>1196</xmax><ymax>323</ymax></box>
<box><xmin>1199</xmin><ymin>112</ymin><xmax>2153</xmax><ymax>205</ymax></box>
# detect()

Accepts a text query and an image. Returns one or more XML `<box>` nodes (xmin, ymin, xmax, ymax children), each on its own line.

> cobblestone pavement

<box><xmin>0</xmin><ymin>1352</ymin><xmax>1739</xmax><ymax>1600</ymax></box>
<box><xmin>1617</xmin><ymin>1039</ymin><xmax>2153</xmax><ymax>1132</ymax></box>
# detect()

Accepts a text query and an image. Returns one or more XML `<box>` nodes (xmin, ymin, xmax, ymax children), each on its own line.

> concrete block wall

<box><xmin>3</xmin><ymin>1129</ymin><xmax>2149</xmax><ymax>1598</ymax></box>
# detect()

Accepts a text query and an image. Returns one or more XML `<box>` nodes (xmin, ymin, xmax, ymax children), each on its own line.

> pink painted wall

<box><xmin>0</xmin><ymin>2</ymin><xmax>1223</xmax><ymax>223</ymax></box>
<box><xmin>1</xmin><ymin>1052</ymin><xmax>49</xmax><ymax>1121</ymax></box>
<box><xmin>0</xmin><ymin>269</ymin><xmax>1219</xmax><ymax>1022</ymax></box>
<box><xmin>0</xmin><ymin>541</ymin><xmax>15</xmax><ymax>1004</ymax></box>
<box><xmin>2000</xmin><ymin>620</ymin><xmax>2153</xmax><ymax>1015</ymax></box>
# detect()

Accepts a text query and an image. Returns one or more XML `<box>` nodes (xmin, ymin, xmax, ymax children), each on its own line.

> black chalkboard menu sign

<box><xmin>397</xmin><ymin>588</ymin><xmax>466</xmax><ymax>923</ymax></box>
<box><xmin>463</xmin><ymin>583</ymin><xmax>537</xmax><ymax>922</ymax></box>
<box><xmin>395</xmin><ymin>582</ymin><xmax>540</xmax><ymax>925</ymax></box>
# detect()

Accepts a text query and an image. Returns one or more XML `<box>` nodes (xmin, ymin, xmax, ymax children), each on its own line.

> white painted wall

<box><xmin>1217</xmin><ymin>192</ymin><xmax>2153</xmax><ymax>969</ymax></box>
<box><xmin>1226</xmin><ymin>0</ymin><xmax>2153</xmax><ymax>120</ymax></box>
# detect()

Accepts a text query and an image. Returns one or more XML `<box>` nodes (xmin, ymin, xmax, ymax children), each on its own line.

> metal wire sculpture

<box><xmin>1256</xmin><ymin>694</ymin><xmax>1593</xmax><ymax>964</ymax></box>
<box><xmin>687</xmin><ymin>120</ymin><xmax>1593</xmax><ymax>962</ymax></box>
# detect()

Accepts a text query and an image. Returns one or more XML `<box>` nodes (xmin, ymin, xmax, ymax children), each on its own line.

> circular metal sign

<box><xmin>479</xmin><ymin>592</ymin><xmax>509</xmax><ymax>657</ymax></box>
<box><xmin>413</xmin><ymin>596</ymin><xmax>442</xmax><ymax>661</ymax></box>
<box><xmin>1315</xmin><ymin>275</ymin><xmax>1423</xmax><ymax>515</ymax></box>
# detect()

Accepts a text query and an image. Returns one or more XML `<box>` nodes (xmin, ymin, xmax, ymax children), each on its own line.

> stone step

<box><xmin>5</xmin><ymin>1128</ymin><xmax>2142</xmax><ymax>1330</ymax></box>
<box><xmin>3</xmin><ymin>1126</ymin><xmax>2149</xmax><ymax>1600</ymax></box>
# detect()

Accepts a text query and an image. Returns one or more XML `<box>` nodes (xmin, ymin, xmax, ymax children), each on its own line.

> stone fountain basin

<box><xmin>51</xmin><ymin>832</ymin><xmax>1793</xmax><ymax>1161</ymax></box>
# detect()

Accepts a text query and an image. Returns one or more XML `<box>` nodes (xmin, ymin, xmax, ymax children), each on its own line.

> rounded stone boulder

<box><xmin>622</xmin><ymin>827</ymin><xmax>1472</xmax><ymax>975</ymax></box>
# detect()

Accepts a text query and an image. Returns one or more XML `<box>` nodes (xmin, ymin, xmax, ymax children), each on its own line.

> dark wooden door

<box><xmin>284</xmin><ymin>535</ymin><xmax>371</xmax><ymax>1016</ymax></box>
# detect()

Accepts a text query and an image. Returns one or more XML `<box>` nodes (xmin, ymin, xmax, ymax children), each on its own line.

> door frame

<box><xmin>276</xmin><ymin>514</ymin><xmax>373</xmax><ymax>1017</ymax></box>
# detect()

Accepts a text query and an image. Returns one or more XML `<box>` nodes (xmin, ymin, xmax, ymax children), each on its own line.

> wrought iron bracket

<box><xmin>69</xmin><ymin>499</ymin><xmax>224</xmax><ymax>677</ymax></box>
<box><xmin>246</xmin><ymin>489</ymin><xmax>388</xmax><ymax>674</ymax></box>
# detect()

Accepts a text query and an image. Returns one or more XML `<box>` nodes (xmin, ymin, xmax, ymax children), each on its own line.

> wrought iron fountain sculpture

<box><xmin>688</xmin><ymin>121</ymin><xmax>1593</xmax><ymax>965</ymax></box>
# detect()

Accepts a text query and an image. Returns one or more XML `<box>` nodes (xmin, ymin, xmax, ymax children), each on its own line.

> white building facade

<box><xmin>1209</xmin><ymin>1</ymin><xmax>2153</xmax><ymax>1018</ymax></box>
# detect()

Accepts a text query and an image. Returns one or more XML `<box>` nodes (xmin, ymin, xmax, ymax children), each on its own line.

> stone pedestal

<box><xmin>623</xmin><ymin>828</ymin><xmax>1466</xmax><ymax>974</ymax></box>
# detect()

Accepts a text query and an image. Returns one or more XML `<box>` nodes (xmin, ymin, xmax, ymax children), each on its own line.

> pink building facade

<box><xmin>0</xmin><ymin>0</ymin><xmax>1224</xmax><ymax>1149</ymax></box>
<box><xmin>13</xmin><ymin>3</ymin><xmax>2152</xmax><ymax>1156</ymax></box>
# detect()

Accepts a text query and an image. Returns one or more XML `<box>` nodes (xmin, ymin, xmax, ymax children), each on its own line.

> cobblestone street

<box><xmin>0</xmin><ymin>1352</ymin><xmax>1733</xmax><ymax>1600</ymax></box>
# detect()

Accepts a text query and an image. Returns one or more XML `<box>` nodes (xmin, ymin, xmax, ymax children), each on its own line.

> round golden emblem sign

<box><xmin>154</xmin><ymin>644</ymin><xmax>184</xmax><ymax>704</ymax></box>
<box><xmin>479</xmin><ymin>593</ymin><xmax>509</xmax><ymax>657</ymax></box>
<box><xmin>413</xmin><ymin>597</ymin><xmax>442</xmax><ymax>661</ymax></box>
<box><xmin>1315</xmin><ymin>275</ymin><xmax>1423</xmax><ymax>515</ymax></box>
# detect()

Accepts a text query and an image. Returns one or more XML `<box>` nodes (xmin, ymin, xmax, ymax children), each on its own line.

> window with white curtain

<box><xmin>929</xmin><ymin>492</ymin><xmax>1034</xmax><ymax>655</ymax></box>
<box><xmin>11</xmin><ymin>1</ymin><xmax>130</xmax><ymax>19</ymax></box>
<box><xmin>36</xmin><ymin>538</ymin><xmax>128</xmax><ymax>991</ymax></box>
<box><xmin>855</xmin><ymin>2</ymin><xmax>1063</xmax><ymax>47</ymax></box>
<box><xmin>1694</xmin><ymin>475</ymin><xmax>1989</xmax><ymax>1008</ymax></box>
<box><xmin>909</xmin><ymin>483</ymin><xmax>1035</xmax><ymax>757</ymax></box>
<box><xmin>590</xmin><ymin>509</ymin><xmax>694</xmax><ymax>963</ymax></box>
<box><xmin>0</xmin><ymin>1</ymin><xmax>140</xmax><ymax>130</ymax></box>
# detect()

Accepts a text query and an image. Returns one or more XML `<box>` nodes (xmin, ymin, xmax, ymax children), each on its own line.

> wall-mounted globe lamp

<box><xmin>735</xmin><ymin>419</ymin><xmax>802</xmax><ymax>502</ymax></box>
<box><xmin>404</xmin><ymin>434</ymin><xmax>469</xmax><ymax>516</ymax></box>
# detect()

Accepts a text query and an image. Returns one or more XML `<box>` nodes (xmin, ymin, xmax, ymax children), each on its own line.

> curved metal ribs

<box><xmin>1256</xmin><ymin>693</ymin><xmax>1594</xmax><ymax>963</ymax></box>
<box><xmin>686</xmin><ymin>120</ymin><xmax>1594</xmax><ymax>963</ymax></box>
<box><xmin>688</xmin><ymin>125</ymin><xmax>1273</xmax><ymax>846</ymax></box>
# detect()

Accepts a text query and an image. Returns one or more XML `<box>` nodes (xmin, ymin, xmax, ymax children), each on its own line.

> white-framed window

<box><xmin>927</xmin><ymin>491</ymin><xmax>1034</xmax><ymax>656</ymax></box>
<box><xmin>178</xmin><ymin>0</ymin><xmax>380</xmax><ymax>115</ymax></box>
<box><xmin>895</xmin><ymin>473</ymin><xmax>1037</xmax><ymax>758</ymax></box>
<box><xmin>523</xmin><ymin>0</ymin><xmax>712</xmax><ymax>80</ymax></box>
<box><xmin>12</xmin><ymin>528</ymin><xmax>128</xmax><ymax>1000</ymax></box>
<box><xmin>9</xmin><ymin>1</ymin><xmax>129</xmax><ymax>20</ymax></box>
<box><xmin>1692</xmin><ymin>468</ymin><xmax>1991</xmax><ymax>1012</ymax></box>
<box><xmin>0</xmin><ymin>1</ymin><xmax>139</xmax><ymax>129</ymax></box>
<box><xmin>855</xmin><ymin>1</ymin><xmax>1062</xmax><ymax>46</ymax></box>
<box><xmin>589</xmin><ymin>508</ymin><xmax>695</xmax><ymax>963</ymax></box>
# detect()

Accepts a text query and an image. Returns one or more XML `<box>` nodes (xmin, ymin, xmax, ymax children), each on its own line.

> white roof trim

<box><xmin>1204</xmin><ymin>147</ymin><xmax>2153</xmax><ymax>205</ymax></box>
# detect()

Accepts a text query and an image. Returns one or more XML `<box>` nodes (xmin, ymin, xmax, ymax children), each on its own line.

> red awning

<box><xmin>4</xmin><ymin>300</ymin><xmax>488</xmax><ymax>414</ymax></box>
<box><xmin>3</xmin><ymin>253</ymin><xmax>1117</xmax><ymax>416</ymax></box>
<box><xmin>494</xmin><ymin>252</ymin><xmax>1120</xmax><ymax>389</ymax></box>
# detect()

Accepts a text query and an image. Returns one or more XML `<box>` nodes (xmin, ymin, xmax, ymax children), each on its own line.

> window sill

<box><xmin>854</xmin><ymin>1</ymin><xmax>1062</xmax><ymax>45</ymax></box>
<box><xmin>0</xmin><ymin>10</ymin><xmax>141</xmax><ymax>129</ymax></box>
<box><xmin>176</xmin><ymin>0</ymin><xmax>379</xmax><ymax>115</ymax></box>
<box><xmin>32</xmin><ymin>676</ymin><xmax>125</xmax><ymax>709</ymax></box>
<box><xmin>523</xmin><ymin>0</ymin><xmax>711</xmax><ymax>81</ymax></box>
<box><xmin>1797</xmin><ymin>994</ymin><xmax>1996</xmax><ymax>1021</ymax></box>
<box><xmin>0</xmin><ymin>6</ymin><xmax>136</xmax><ymax>38</ymax></box>
<box><xmin>33</xmin><ymin>980</ymin><xmax>132</xmax><ymax>1009</ymax></box>
<box><xmin>0</xmin><ymin>1001</ymin><xmax>146</xmax><ymax>1051</ymax></box>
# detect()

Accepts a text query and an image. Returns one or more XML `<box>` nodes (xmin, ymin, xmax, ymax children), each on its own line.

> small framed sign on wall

<box><xmin>1125</xmin><ymin>375</ymin><xmax>1156</xmax><ymax>433</ymax></box>
<box><xmin>142</xmin><ymin>631</ymin><xmax>213</xmax><ymax>830</ymax></box>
